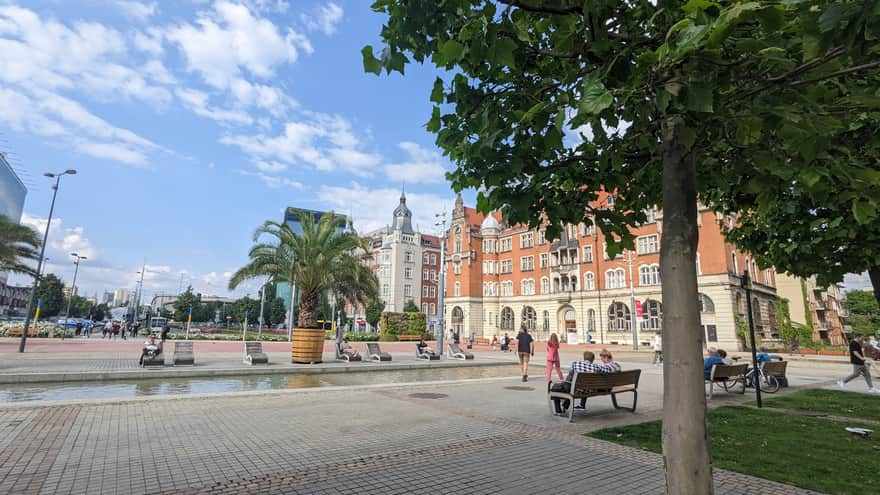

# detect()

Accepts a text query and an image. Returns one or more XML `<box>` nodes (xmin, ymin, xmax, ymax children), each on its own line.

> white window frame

<box><xmin>404</xmin><ymin>284</ymin><xmax>412</xmax><ymax>297</ymax></box>
<box><xmin>520</xmin><ymin>256</ymin><xmax>534</xmax><ymax>271</ymax></box>
<box><xmin>539</xmin><ymin>253</ymin><xmax>548</xmax><ymax>268</ymax></box>
<box><xmin>583</xmin><ymin>245</ymin><xmax>593</xmax><ymax>263</ymax></box>
<box><xmin>584</xmin><ymin>271</ymin><xmax>595</xmax><ymax>290</ymax></box>
<box><xmin>454</xmin><ymin>282</ymin><xmax>461</xmax><ymax>297</ymax></box>
<box><xmin>636</xmin><ymin>234</ymin><xmax>659</xmax><ymax>255</ymax></box>
<box><xmin>520</xmin><ymin>232</ymin><xmax>534</xmax><ymax>248</ymax></box>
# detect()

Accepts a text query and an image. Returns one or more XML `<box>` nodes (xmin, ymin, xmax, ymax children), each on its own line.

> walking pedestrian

<box><xmin>652</xmin><ymin>331</ymin><xmax>663</xmax><ymax>365</ymax></box>
<box><xmin>161</xmin><ymin>323</ymin><xmax>170</xmax><ymax>344</ymax></box>
<box><xmin>546</xmin><ymin>333</ymin><xmax>563</xmax><ymax>382</ymax></box>
<box><xmin>837</xmin><ymin>335</ymin><xmax>879</xmax><ymax>393</ymax></box>
<box><xmin>467</xmin><ymin>331</ymin><xmax>475</xmax><ymax>350</ymax></box>
<box><xmin>75</xmin><ymin>321</ymin><xmax>83</xmax><ymax>337</ymax></box>
<box><xmin>516</xmin><ymin>325</ymin><xmax>535</xmax><ymax>382</ymax></box>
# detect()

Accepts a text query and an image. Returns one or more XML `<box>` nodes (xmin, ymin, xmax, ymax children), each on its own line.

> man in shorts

<box><xmin>516</xmin><ymin>325</ymin><xmax>535</xmax><ymax>382</ymax></box>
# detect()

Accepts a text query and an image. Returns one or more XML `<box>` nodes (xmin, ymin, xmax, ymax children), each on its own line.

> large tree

<box><xmin>229</xmin><ymin>211</ymin><xmax>376</xmax><ymax>329</ymax></box>
<box><xmin>844</xmin><ymin>290</ymin><xmax>880</xmax><ymax>335</ymax></box>
<box><xmin>35</xmin><ymin>273</ymin><xmax>64</xmax><ymax>317</ymax></box>
<box><xmin>365</xmin><ymin>1</ymin><xmax>878</xmax><ymax>492</ymax></box>
<box><xmin>0</xmin><ymin>214</ymin><xmax>41</xmax><ymax>277</ymax></box>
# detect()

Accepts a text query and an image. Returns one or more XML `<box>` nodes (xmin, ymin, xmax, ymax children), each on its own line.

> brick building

<box><xmin>776</xmin><ymin>274</ymin><xmax>848</xmax><ymax>345</ymax></box>
<box><xmin>442</xmin><ymin>194</ymin><xmax>779</xmax><ymax>350</ymax></box>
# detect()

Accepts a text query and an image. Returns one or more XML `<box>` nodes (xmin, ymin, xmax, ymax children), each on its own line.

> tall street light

<box><xmin>63</xmin><ymin>253</ymin><xmax>87</xmax><ymax>324</ymax></box>
<box><xmin>19</xmin><ymin>169</ymin><xmax>77</xmax><ymax>353</ymax></box>
<box><xmin>435</xmin><ymin>208</ymin><xmax>447</xmax><ymax>356</ymax></box>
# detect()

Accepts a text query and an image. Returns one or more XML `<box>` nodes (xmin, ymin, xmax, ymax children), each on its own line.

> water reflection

<box><xmin>0</xmin><ymin>365</ymin><xmax>518</xmax><ymax>403</ymax></box>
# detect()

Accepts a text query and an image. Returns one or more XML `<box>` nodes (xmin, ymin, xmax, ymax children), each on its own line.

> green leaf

<box><xmin>489</xmin><ymin>38</ymin><xmax>517</xmax><ymax>68</ymax></box>
<box><xmin>427</xmin><ymin>106</ymin><xmax>441</xmax><ymax>132</ymax></box>
<box><xmin>430</xmin><ymin>77</ymin><xmax>444</xmax><ymax>104</ymax></box>
<box><xmin>683</xmin><ymin>0</ymin><xmax>721</xmax><ymax>14</ymax></box>
<box><xmin>361</xmin><ymin>46</ymin><xmax>381</xmax><ymax>75</ymax></box>
<box><xmin>799</xmin><ymin>169</ymin><xmax>822</xmax><ymax>188</ymax></box>
<box><xmin>579</xmin><ymin>76</ymin><xmax>613</xmax><ymax>115</ymax></box>
<box><xmin>735</xmin><ymin>117</ymin><xmax>762</xmax><ymax>145</ymax></box>
<box><xmin>687</xmin><ymin>85</ymin><xmax>714</xmax><ymax>113</ymax></box>
<box><xmin>438</xmin><ymin>39</ymin><xmax>465</xmax><ymax>64</ymax></box>
<box><xmin>521</xmin><ymin>102</ymin><xmax>547</xmax><ymax>123</ymax></box>
<box><xmin>852</xmin><ymin>200</ymin><xmax>876</xmax><ymax>224</ymax></box>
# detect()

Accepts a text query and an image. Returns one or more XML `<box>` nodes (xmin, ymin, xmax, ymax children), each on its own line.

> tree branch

<box><xmin>788</xmin><ymin>60</ymin><xmax>880</xmax><ymax>87</ymax></box>
<box><xmin>496</xmin><ymin>0</ymin><xmax>583</xmax><ymax>16</ymax></box>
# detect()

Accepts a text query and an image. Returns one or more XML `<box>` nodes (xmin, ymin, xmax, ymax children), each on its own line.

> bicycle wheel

<box><xmin>722</xmin><ymin>377</ymin><xmax>742</xmax><ymax>392</ymax></box>
<box><xmin>759</xmin><ymin>374</ymin><xmax>780</xmax><ymax>393</ymax></box>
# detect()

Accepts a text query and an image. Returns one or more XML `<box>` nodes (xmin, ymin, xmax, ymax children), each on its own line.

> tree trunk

<box><xmin>660</xmin><ymin>117</ymin><xmax>714</xmax><ymax>494</ymax></box>
<box><xmin>868</xmin><ymin>266</ymin><xmax>880</xmax><ymax>310</ymax></box>
<box><xmin>298</xmin><ymin>289</ymin><xmax>319</xmax><ymax>328</ymax></box>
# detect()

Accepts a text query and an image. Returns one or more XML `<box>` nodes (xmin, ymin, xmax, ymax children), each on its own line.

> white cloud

<box><xmin>20</xmin><ymin>213</ymin><xmax>99</xmax><ymax>263</ymax></box>
<box><xmin>843</xmin><ymin>272</ymin><xmax>873</xmax><ymax>293</ymax></box>
<box><xmin>237</xmin><ymin>169</ymin><xmax>303</xmax><ymax>189</ymax></box>
<box><xmin>319</xmin><ymin>183</ymin><xmax>454</xmax><ymax>234</ymax></box>
<box><xmin>113</xmin><ymin>1</ymin><xmax>158</xmax><ymax>22</ymax></box>
<box><xmin>383</xmin><ymin>142</ymin><xmax>449</xmax><ymax>184</ymax></box>
<box><xmin>221</xmin><ymin>113</ymin><xmax>381</xmax><ymax>177</ymax></box>
<box><xmin>132</xmin><ymin>27</ymin><xmax>163</xmax><ymax>55</ymax></box>
<box><xmin>166</xmin><ymin>1</ymin><xmax>310</xmax><ymax>99</ymax></box>
<box><xmin>254</xmin><ymin>160</ymin><xmax>288</xmax><ymax>173</ymax></box>
<box><xmin>176</xmin><ymin>88</ymin><xmax>255</xmax><ymax>126</ymax></box>
<box><xmin>303</xmin><ymin>3</ymin><xmax>343</xmax><ymax>35</ymax></box>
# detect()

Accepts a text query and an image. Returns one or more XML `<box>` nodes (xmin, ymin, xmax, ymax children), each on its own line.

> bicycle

<box><xmin>723</xmin><ymin>360</ymin><xmax>780</xmax><ymax>394</ymax></box>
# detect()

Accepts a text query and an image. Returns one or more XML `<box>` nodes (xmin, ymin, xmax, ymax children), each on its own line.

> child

<box><xmin>546</xmin><ymin>333</ymin><xmax>563</xmax><ymax>382</ymax></box>
<box><xmin>756</xmin><ymin>346</ymin><xmax>772</xmax><ymax>367</ymax></box>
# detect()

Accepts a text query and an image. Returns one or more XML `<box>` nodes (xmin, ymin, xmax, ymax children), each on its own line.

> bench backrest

<box><xmin>711</xmin><ymin>363</ymin><xmax>748</xmax><ymax>379</ymax></box>
<box><xmin>761</xmin><ymin>360</ymin><xmax>787</xmax><ymax>376</ymax></box>
<box><xmin>175</xmin><ymin>341</ymin><xmax>193</xmax><ymax>353</ymax></box>
<box><xmin>571</xmin><ymin>369</ymin><xmax>641</xmax><ymax>392</ymax></box>
<box><xmin>245</xmin><ymin>342</ymin><xmax>263</xmax><ymax>355</ymax></box>
<box><xmin>366</xmin><ymin>342</ymin><xmax>382</xmax><ymax>355</ymax></box>
<box><xmin>449</xmin><ymin>343</ymin><xmax>465</xmax><ymax>354</ymax></box>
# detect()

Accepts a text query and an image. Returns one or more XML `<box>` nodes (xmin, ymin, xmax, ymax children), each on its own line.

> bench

<box><xmin>173</xmin><ymin>341</ymin><xmax>195</xmax><ymax>366</ymax></box>
<box><xmin>142</xmin><ymin>342</ymin><xmax>165</xmax><ymax>367</ymax></box>
<box><xmin>5</xmin><ymin>328</ymin><xmax>39</xmax><ymax>337</ymax></box>
<box><xmin>548</xmin><ymin>370</ymin><xmax>641</xmax><ymax>422</ymax></box>
<box><xmin>706</xmin><ymin>363</ymin><xmax>748</xmax><ymax>398</ymax></box>
<box><xmin>416</xmin><ymin>344</ymin><xmax>440</xmax><ymax>360</ymax></box>
<box><xmin>336</xmin><ymin>342</ymin><xmax>362</xmax><ymax>362</ymax></box>
<box><xmin>761</xmin><ymin>360</ymin><xmax>788</xmax><ymax>387</ymax></box>
<box><xmin>397</xmin><ymin>334</ymin><xmax>422</xmax><ymax>342</ymax></box>
<box><xmin>244</xmin><ymin>342</ymin><xmax>269</xmax><ymax>365</ymax></box>
<box><xmin>448</xmin><ymin>343</ymin><xmax>474</xmax><ymax>360</ymax></box>
<box><xmin>366</xmin><ymin>342</ymin><xmax>392</xmax><ymax>362</ymax></box>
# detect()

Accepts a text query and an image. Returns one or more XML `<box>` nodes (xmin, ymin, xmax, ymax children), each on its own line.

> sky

<box><xmin>1</xmin><ymin>0</ymin><xmax>470</xmax><ymax>301</ymax></box>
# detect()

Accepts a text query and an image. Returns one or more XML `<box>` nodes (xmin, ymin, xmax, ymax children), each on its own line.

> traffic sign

<box><xmin>356</xmin><ymin>317</ymin><xmax>365</xmax><ymax>325</ymax></box>
<box><xmin>226</xmin><ymin>315</ymin><xmax>232</xmax><ymax>320</ymax></box>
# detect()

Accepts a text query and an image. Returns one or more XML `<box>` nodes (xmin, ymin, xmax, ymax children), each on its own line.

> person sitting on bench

<box><xmin>139</xmin><ymin>335</ymin><xmax>160</xmax><ymax>365</ymax></box>
<box><xmin>417</xmin><ymin>338</ymin><xmax>434</xmax><ymax>356</ymax></box>
<box><xmin>340</xmin><ymin>338</ymin><xmax>360</xmax><ymax>360</ymax></box>
<box><xmin>551</xmin><ymin>351</ymin><xmax>614</xmax><ymax>415</ymax></box>
<box><xmin>703</xmin><ymin>348</ymin><xmax>728</xmax><ymax>379</ymax></box>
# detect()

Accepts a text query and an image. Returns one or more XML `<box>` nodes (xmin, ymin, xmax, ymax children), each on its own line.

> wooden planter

<box><xmin>291</xmin><ymin>328</ymin><xmax>325</xmax><ymax>364</ymax></box>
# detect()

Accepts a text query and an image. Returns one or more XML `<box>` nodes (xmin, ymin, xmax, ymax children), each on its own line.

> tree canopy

<box><xmin>35</xmin><ymin>273</ymin><xmax>64</xmax><ymax>318</ymax></box>
<box><xmin>365</xmin><ymin>1</ymin><xmax>879</xmax><ymax>492</ymax></box>
<box><xmin>844</xmin><ymin>289</ymin><xmax>880</xmax><ymax>335</ymax></box>
<box><xmin>0</xmin><ymin>214</ymin><xmax>41</xmax><ymax>277</ymax></box>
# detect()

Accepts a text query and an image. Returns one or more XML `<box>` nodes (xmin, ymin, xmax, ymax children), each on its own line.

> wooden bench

<box><xmin>761</xmin><ymin>360</ymin><xmax>788</xmax><ymax>387</ymax></box>
<box><xmin>548</xmin><ymin>370</ymin><xmax>641</xmax><ymax>422</ymax></box>
<box><xmin>244</xmin><ymin>342</ymin><xmax>269</xmax><ymax>365</ymax></box>
<box><xmin>5</xmin><ymin>328</ymin><xmax>40</xmax><ymax>337</ymax></box>
<box><xmin>173</xmin><ymin>341</ymin><xmax>195</xmax><ymax>366</ymax></box>
<box><xmin>706</xmin><ymin>363</ymin><xmax>748</xmax><ymax>398</ymax></box>
<box><xmin>397</xmin><ymin>334</ymin><xmax>422</xmax><ymax>341</ymax></box>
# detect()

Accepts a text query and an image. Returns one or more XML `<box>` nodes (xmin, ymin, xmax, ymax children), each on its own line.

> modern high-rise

<box><xmin>112</xmin><ymin>288</ymin><xmax>130</xmax><ymax>307</ymax></box>
<box><xmin>442</xmin><ymin>194</ymin><xmax>780</xmax><ymax>350</ymax></box>
<box><xmin>0</xmin><ymin>152</ymin><xmax>27</xmax><ymax>286</ymax></box>
<box><xmin>363</xmin><ymin>193</ymin><xmax>441</xmax><ymax>315</ymax></box>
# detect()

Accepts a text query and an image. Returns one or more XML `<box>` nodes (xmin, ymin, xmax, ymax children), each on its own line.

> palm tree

<box><xmin>229</xmin><ymin>211</ymin><xmax>378</xmax><ymax>329</ymax></box>
<box><xmin>0</xmin><ymin>214</ymin><xmax>41</xmax><ymax>278</ymax></box>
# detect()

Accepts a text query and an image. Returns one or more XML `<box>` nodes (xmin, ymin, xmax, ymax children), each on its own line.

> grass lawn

<box><xmin>589</xmin><ymin>406</ymin><xmax>880</xmax><ymax>495</ymax></box>
<box><xmin>761</xmin><ymin>389</ymin><xmax>880</xmax><ymax>422</ymax></box>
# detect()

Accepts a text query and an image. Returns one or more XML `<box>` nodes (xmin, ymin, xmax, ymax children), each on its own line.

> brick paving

<box><xmin>0</xmin><ymin>377</ymin><xmax>825</xmax><ymax>495</ymax></box>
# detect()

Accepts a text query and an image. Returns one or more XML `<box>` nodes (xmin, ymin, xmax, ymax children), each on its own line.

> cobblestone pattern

<box><xmin>0</xmin><ymin>384</ymin><xmax>823</xmax><ymax>495</ymax></box>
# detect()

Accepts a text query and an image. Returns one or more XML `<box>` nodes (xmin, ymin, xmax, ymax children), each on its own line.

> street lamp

<box><xmin>63</xmin><ymin>253</ymin><xmax>87</xmax><ymax>325</ymax></box>
<box><xmin>435</xmin><ymin>208</ymin><xmax>447</xmax><ymax>356</ymax></box>
<box><xmin>19</xmin><ymin>169</ymin><xmax>77</xmax><ymax>353</ymax></box>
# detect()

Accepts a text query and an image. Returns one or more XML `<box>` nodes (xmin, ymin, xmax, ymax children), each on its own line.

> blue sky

<box><xmin>2</xmin><ymin>0</ymin><xmax>470</xmax><ymax>300</ymax></box>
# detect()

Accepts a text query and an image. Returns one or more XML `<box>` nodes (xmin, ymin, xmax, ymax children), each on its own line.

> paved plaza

<box><xmin>0</xmin><ymin>339</ymin><xmax>870</xmax><ymax>494</ymax></box>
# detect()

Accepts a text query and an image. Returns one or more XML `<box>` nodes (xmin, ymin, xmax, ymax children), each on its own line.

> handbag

<box><xmin>549</xmin><ymin>381</ymin><xmax>570</xmax><ymax>393</ymax></box>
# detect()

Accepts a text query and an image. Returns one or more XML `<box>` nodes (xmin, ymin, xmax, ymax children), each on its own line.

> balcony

<box><xmin>556</xmin><ymin>292</ymin><xmax>572</xmax><ymax>303</ymax></box>
<box><xmin>551</xmin><ymin>263</ymin><xmax>579</xmax><ymax>273</ymax></box>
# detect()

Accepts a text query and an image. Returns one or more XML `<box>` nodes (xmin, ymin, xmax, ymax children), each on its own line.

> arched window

<box><xmin>642</xmin><ymin>300</ymin><xmax>662</xmax><ymax>330</ymax></box>
<box><xmin>540</xmin><ymin>277</ymin><xmax>549</xmax><ymax>294</ymax></box>
<box><xmin>584</xmin><ymin>271</ymin><xmax>595</xmax><ymax>290</ymax></box>
<box><xmin>699</xmin><ymin>293</ymin><xmax>715</xmax><ymax>313</ymax></box>
<box><xmin>607</xmin><ymin>302</ymin><xmax>631</xmax><ymax>332</ymax></box>
<box><xmin>587</xmin><ymin>308</ymin><xmax>596</xmax><ymax>331</ymax></box>
<box><xmin>451</xmin><ymin>306</ymin><xmax>464</xmax><ymax>334</ymax></box>
<box><xmin>731</xmin><ymin>252</ymin><xmax>739</xmax><ymax>274</ymax></box>
<box><xmin>735</xmin><ymin>293</ymin><xmax>745</xmax><ymax>317</ymax></box>
<box><xmin>605</xmin><ymin>268</ymin><xmax>626</xmax><ymax>289</ymax></box>
<box><xmin>454</xmin><ymin>226</ymin><xmax>462</xmax><ymax>252</ymax></box>
<box><xmin>563</xmin><ymin>309</ymin><xmax>577</xmax><ymax>332</ymax></box>
<box><xmin>454</xmin><ymin>281</ymin><xmax>461</xmax><ymax>297</ymax></box>
<box><xmin>639</xmin><ymin>264</ymin><xmax>661</xmax><ymax>286</ymax></box>
<box><xmin>500</xmin><ymin>307</ymin><xmax>515</xmax><ymax>330</ymax></box>
<box><xmin>543</xmin><ymin>310</ymin><xmax>550</xmax><ymax>331</ymax></box>
<box><xmin>522</xmin><ymin>306</ymin><xmax>536</xmax><ymax>331</ymax></box>
<box><xmin>752</xmin><ymin>298</ymin><xmax>763</xmax><ymax>333</ymax></box>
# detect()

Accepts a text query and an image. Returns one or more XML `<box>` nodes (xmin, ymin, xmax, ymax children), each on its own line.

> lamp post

<box><xmin>19</xmin><ymin>168</ymin><xmax>77</xmax><ymax>353</ymax></box>
<box><xmin>435</xmin><ymin>208</ymin><xmax>447</xmax><ymax>356</ymax></box>
<box><xmin>63</xmin><ymin>253</ymin><xmax>87</xmax><ymax>325</ymax></box>
<box><xmin>627</xmin><ymin>250</ymin><xmax>639</xmax><ymax>351</ymax></box>
<box><xmin>741</xmin><ymin>270</ymin><xmax>762</xmax><ymax>408</ymax></box>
